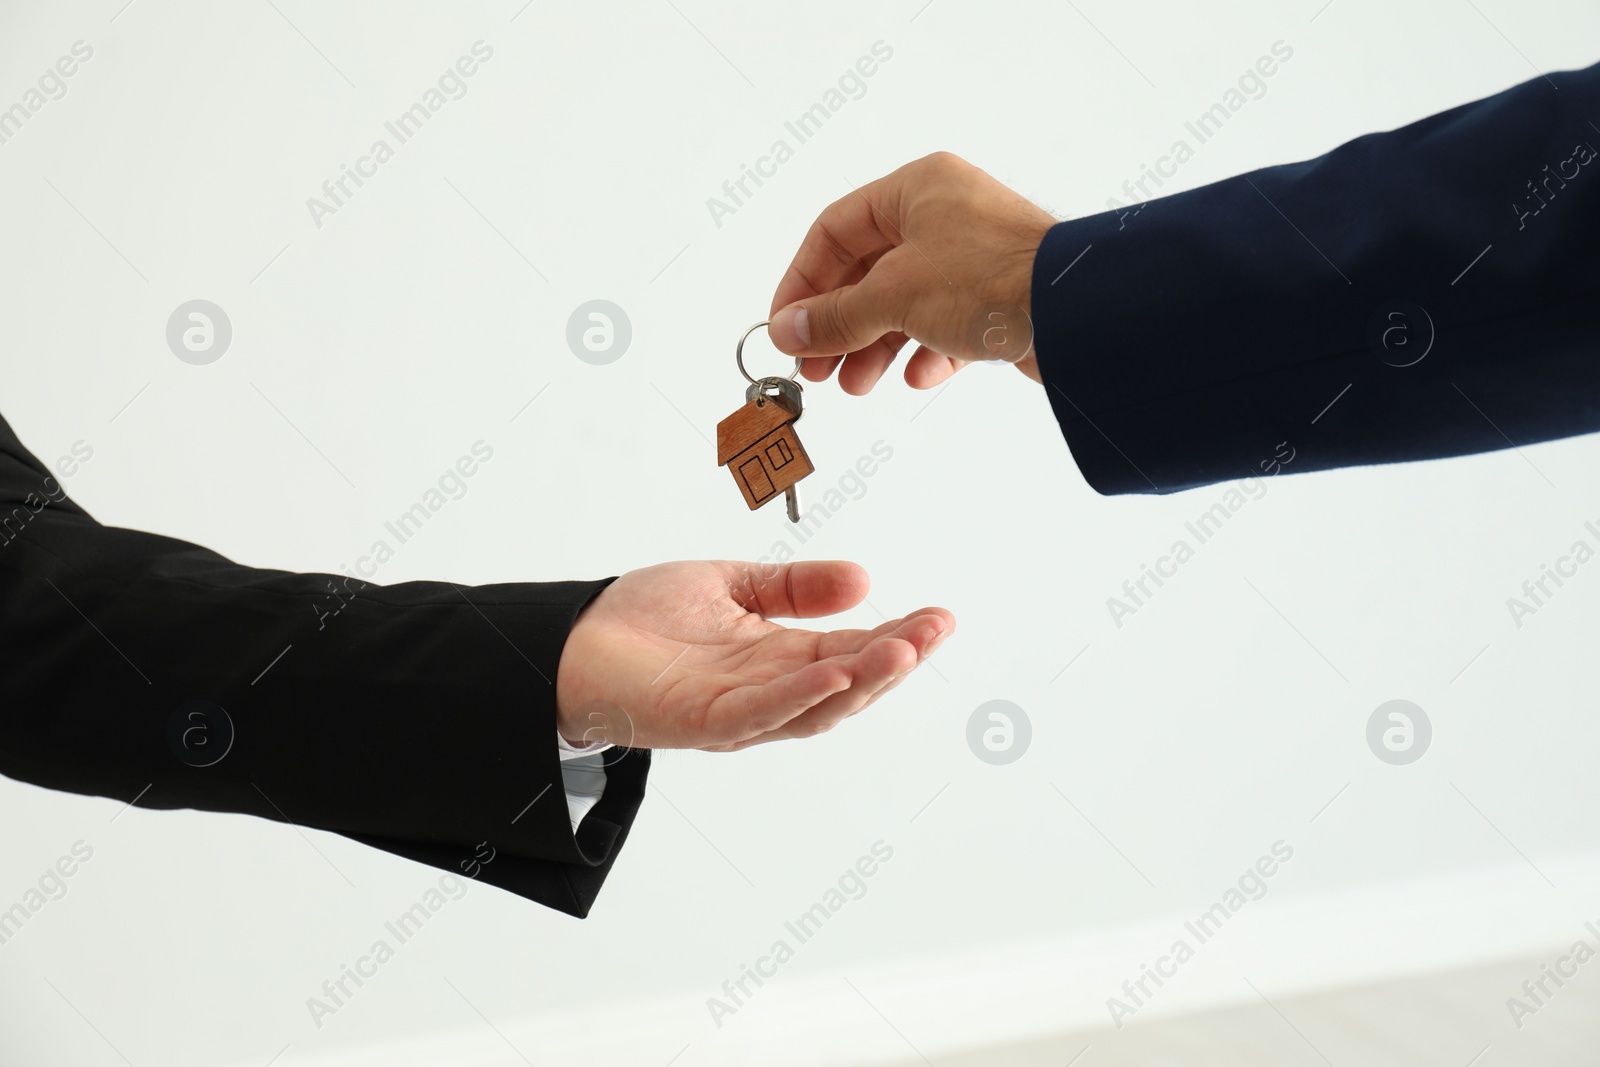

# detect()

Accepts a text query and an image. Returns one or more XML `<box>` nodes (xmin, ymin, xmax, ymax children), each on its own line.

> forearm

<box><xmin>1032</xmin><ymin>62</ymin><xmax>1600</xmax><ymax>494</ymax></box>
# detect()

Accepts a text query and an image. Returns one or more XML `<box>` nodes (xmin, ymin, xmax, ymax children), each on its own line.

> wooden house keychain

<box><xmin>716</xmin><ymin>320</ymin><xmax>814</xmax><ymax>522</ymax></box>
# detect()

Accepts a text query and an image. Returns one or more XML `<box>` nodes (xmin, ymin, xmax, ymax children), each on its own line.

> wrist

<box><xmin>555</xmin><ymin>652</ymin><xmax>604</xmax><ymax>746</ymax></box>
<box><xmin>555</xmin><ymin>582</ymin><xmax>640</xmax><ymax>748</ymax></box>
<box><xmin>555</xmin><ymin>583</ymin><xmax>613</xmax><ymax>745</ymax></box>
<box><xmin>979</xmin><ymin>220</ymin><xmax>1050</xmax><ymax>375</ymax></box>
<box><xmin>1019</xmin><ymin>222</ymin><xmax>1050</xmax><ymax>384</ymax></box>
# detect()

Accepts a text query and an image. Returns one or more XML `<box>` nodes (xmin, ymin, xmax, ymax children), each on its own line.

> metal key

<box><xmin>745</xmin><ymin>375</ymin><xmax>804</xmax><ymax>521</ymax></box>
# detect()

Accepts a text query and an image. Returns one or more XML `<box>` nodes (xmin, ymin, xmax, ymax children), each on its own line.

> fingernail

<box><xmin>771</xmin><ymin>305</ymin><xmax>810</xmax><ymax>351</ymax></box>
<box><xmin>924</xmin><ymin>628</ymin><xmax>950</xmax><ymax>657</ymax></box>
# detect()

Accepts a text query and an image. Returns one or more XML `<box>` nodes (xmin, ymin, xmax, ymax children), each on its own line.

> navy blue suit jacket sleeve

<box><xmin>1032</xmin><ymin>61</ymin><xmax>1600</xmax><ymax>495</ymax></box>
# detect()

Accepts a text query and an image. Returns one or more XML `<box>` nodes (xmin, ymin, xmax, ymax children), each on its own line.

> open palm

<box><xmin>554</xmin><ymin>560</ymin><xmax>952</xmax><ymax>751</ymax></box>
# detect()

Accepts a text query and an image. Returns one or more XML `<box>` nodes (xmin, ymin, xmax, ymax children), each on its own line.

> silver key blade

<box><xmin>785</xmin><ymin>486</ymin><xmax>800</xmax><ymax>523</ymax></box>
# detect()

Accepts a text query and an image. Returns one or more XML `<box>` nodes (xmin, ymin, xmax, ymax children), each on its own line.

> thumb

<box><xmin>770</xmin><ymin>273</ymin><xmax>904</xmax><ymax>358</ymax></box>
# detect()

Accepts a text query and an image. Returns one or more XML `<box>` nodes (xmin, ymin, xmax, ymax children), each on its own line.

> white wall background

<box><xmin>1</xmin><ymin>1</ymin><xmax>1597</xmax><ymax>1064</ymax></box>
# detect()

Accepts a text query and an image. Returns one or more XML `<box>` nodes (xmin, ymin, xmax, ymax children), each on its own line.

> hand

<box><xmin>554</xmin><ymin>560</ymin><xmax>952</xmax><ymax>752</ymax></box>
<box><xmin>768</xmin><ymin>152</ymin><xmax>1057</xmax><ymax>395</ymax></box>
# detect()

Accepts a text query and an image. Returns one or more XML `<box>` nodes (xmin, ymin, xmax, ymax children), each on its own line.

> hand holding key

<box><xmin>767</xmin><ymin>152</ymin><xmax>1057</xmax><ymax>394</ymax></box>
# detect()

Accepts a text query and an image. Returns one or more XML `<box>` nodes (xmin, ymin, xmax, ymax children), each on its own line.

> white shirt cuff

<box><xmin>557</xmin><ymin>732</ymin><xmax>612</xmax><ymax>833</ymax></box>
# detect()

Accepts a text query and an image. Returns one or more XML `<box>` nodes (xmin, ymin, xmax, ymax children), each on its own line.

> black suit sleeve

<box><xmin>0</xmin><ymin>412</ymin><xmax>647</xmax><ymax>918</ymax></box>
<box><xmin>1032</xmin><ymin>61</ymin><xmax>1600</xmax><ymax>495</ymax></box>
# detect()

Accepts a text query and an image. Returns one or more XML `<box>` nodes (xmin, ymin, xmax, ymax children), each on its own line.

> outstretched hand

<box><xmin>555</xmin><ymin>560</ymin><xmax>952</xmax><ymax>752</ymax></box>
<box><xmin>767</xmin><ymin>152</ymin><xmax>1057</xmax><ymax>394</ymax></box>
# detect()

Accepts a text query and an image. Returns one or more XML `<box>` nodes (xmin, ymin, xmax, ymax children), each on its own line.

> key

<box><xmin>717</xmin><ymin>375</ymin><xmax>813</xmax><ymax>519</ymax></box>
<box><xmin>749</xmin><ymin>377</ymin><xmax>806</xmax><ymax>522</ymax></box>
<box><xmin>770</xmin><ymin>382</ymin><xmax>804</xmax><ymax>522</ymax></box>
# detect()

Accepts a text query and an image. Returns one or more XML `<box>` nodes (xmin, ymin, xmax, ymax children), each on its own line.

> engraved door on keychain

<box><xmin>717</xmin><ymin>320</ymin><xmax>814</xmax><ymax>522</ymax></box>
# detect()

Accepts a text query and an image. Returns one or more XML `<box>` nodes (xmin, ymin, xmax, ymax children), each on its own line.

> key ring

<box><xmin>735</xmin><ymin>320</ymin><xmax>802</xmax><ymax>385</ymax></box>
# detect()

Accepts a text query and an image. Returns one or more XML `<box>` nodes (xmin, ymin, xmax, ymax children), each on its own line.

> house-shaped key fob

<box><xmin>716</xmin><ymin>394</ymin><xmax>814</xmax><ymax>511</ymax></box>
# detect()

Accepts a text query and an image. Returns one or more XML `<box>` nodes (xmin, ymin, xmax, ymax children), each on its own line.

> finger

<box><xmin>836</xmin><ymin>335</ymin><xmax>904</xmax><ymax>396</ymax></box>
<box><xmin>800</xmin><ymin>354</ymin><xmax>843</xmax><ymax>383</ymax></box>
<box><xmin>716</xmin><ymin>636</ymin><xmax>918</xmax><ymax>748</ymax></box>
<box><xmin>776</xmin><ymin>662</ymin><xmax>912</xmax><ymax>741</ymax></box>
<box><xmin>904</xmin><ymin>344</ymin><xmax>965</xmax><ymax>389</ymax></box>
<box><xmin>816</xmin><ymin>608</ymin><xmax>953</xmax><ymax>659</ymax></box>
<box><xmin>769</xmin><ymin>177</ymin><xmax>904</xmax><ymax>316</ymax></box>
<box><xmin>824</xmin><ymin>328</ymin><xmax>908</xmax><ymax>388</ymax></box>
<box><xmin>790</xmin><ymin>614</ymin><xmax>952</xmax><ymax>732</ymax></box>
<box><xmin>770</xmin><ymin>263</ymin><xmax>908</xmax><ymax>360</ymax></box>
<box><xmin>768</xmin><ymin>236</ymin><xmax>896</xmax><ymax>325</ymax></box>
<box><xmin>726</xmin><ymin>559</ymin><xmax>870</xmax><ymax>620</ymax></box>
<box><xmin>802</xmin><ymin>634</ymin><xmax>919</xmax><ymax>723</ymax></box>
<box><xmin>784</xmin><ymin>256</ymin><xmax>900</xmax><ymax>387</ymax></box>
<box><xmin>880</xmin><ymin>329</ymin><xmax>912</xmax><ymax>353</ymax></box>
<box><xmin>704</xmin><ymin>657</ymin><xmax>853</xmax><ymax>745</ymax></box>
